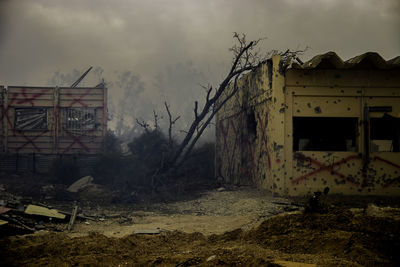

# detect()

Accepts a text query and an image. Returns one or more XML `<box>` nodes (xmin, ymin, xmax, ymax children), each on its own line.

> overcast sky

<box><xmin>0</xmin><ymin>0</ymin><xmax>399</xmax><ymax>134</ymax></box>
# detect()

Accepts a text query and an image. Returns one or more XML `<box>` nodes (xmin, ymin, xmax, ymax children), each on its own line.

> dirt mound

<box><xmin>247</xmin><ymin>208</ymin><xmax>400</xmax><ymax>266</ymax></box>
<box><xmin>1</xmin><ymin>208</ymin><xmax>399</xmax><ymax>266</ymax></box>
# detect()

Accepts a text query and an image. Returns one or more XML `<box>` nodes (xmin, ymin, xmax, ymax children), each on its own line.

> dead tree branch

<box><xmin>136</xmin><ymin>118</ymin><xmax>150</xmax><ymax>133</ymax></box>
<box><xmin>165</xmin><ymin>33</ymin><xmax>265</xmax><ymax>171</ymax></box>
<box><xmin>155</xmin><ymin>33</ymin><xmax>305</xmax><ymax>176</ymax></box>
<box><xmin>164</xmin><ymin>102</ymin><xmax>180</xmax><ymax>148</ymax></box>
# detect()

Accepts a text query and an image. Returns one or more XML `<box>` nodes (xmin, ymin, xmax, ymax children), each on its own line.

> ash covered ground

<box><xmin>0</xmin><ymin>172</ymin><xmax>400</xmax><ymax>266</ymax></box>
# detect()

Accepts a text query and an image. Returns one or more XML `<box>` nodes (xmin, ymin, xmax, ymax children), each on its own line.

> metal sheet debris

<box><xmin>25</xmin><ymin>204</ymin><xmax>66</xmax><ymax>219</ymax></box>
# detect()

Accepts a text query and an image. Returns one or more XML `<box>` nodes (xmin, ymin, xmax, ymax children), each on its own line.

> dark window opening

<box><xmin>247</xmin><ymin>110</ymin><xmax>257</xmax><ymax>138</ymax></box>
<box><xmin>64</xmin><ymin>108</ymin><xmax>96</xmax><ymax>132</ymax></box>
<box><xmin>370</xmin><ymin>114</ymin><xmax>400</xmax><ymax>152</ymax></box>
<box><xmin>14</xmin><ymin>108</ymin><xmax>48</xmax><ymax>130</ymax></box>
<box><xmin>293</xmin><ymin>117</ymin><xmax>358</xmax><ymax>151</ymax></box>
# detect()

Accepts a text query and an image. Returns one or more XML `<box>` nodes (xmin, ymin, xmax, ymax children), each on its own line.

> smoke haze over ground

<box><xmin>0</xmin><ymin>0</ymin><xmax>399</xmax><ymax>138</ymax></box>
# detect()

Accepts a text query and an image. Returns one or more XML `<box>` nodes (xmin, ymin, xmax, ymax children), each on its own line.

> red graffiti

<box><xmin>16</xmin><ymin>131</ymin><xmax>48</xmax><ymax>152</ymax></box>
<box><xmin>65</xmin><ymin>88</ymin><xmax>92</xmax><ymax>107</ymax></box>
<box><xmin>373</xmin><ymin>156</ymin><xmax>400</xmax><ymax>188</ymax></box>
<box><xmin>217</xmin><ymin>118</ymin><xmax>243</xmax><ymax>181</ymax></box>
<box><xmin>292</xmin><ymin>154</ymin><xmax>359</xmax><ymax>185</ymax></box>
<box><xmin>219</xmin><ymin>119</ymin><xmax>230</xmax><ymax>151</ymax></box>
<box><xmin>246</xmin><ymin>138</ymin><xmax>256</xmax><ymax>180</ymax></box>
<box><xmin>257</xmin><ymin>113</ymin><xmax>271</xmax><ymax>169</ymax></box>
<box><xmin>61</xmin><ymin>128</ymin><xmax>91</xmax><ymax>153</ymax></box>
<box><xmin>16</xmin><ymin>88</ymin><xmax>51</xmax><ymax>106</ymax></box>
<box><xmin>1</xmin><ymin>88</ymin><xmax>50</xmax><ymax>131</ymax></box>
<box><xmin>1</xmin><ymin>92</ymin><xmax>19</xmax><ymax>129</ymax></box>
<box><xmin>228</xmin><ymin>120</ymin><xmax>240</xmax><ymax>179</ymax></box>
<box><xmin>292</xmin><ymin>154</ymin><xmax>400</xmax><ymax>188</ymax></box>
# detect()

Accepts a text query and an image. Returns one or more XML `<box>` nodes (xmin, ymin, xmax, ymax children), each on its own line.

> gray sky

<box><xmin>0</xmin><ymin>0</ymin><xmax>399</xmax><ymax>134</ymax></box>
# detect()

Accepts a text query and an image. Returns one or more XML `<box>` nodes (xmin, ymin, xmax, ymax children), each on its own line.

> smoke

<box><xmin>0</xmin><ymin>0</ymin><xmax>399</xmax><ymax>140</ymax></box>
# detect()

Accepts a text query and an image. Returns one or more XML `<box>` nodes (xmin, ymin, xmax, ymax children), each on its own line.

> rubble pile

<box><xmin>0</xmin><ymin>174</ymin><xmax>102</xmax><ymax>235</ymax></box>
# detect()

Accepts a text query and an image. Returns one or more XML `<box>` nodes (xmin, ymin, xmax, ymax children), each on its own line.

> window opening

<box><xmin>370</xmin><ymin>114</ymin><xmax>400</xmax><ymax>152</ymax></box>
<box><xmin>64</xmin><ymin>108</ymin><xmax>96</xmax><ymax>133</ymax></box>
<box><xmin>293</xmin><ymin>117</ymin><xmax>358</xmax><ymax>152</ymax></box>
<box><xmin>14</xmin><ymin>108</ymin><xmax>48</xmax><ymax>130</ymax></box>
<box><xmin>247</xmin><ymin>109</ymin><xmax>257</xmax><ymax>138</ymax></box>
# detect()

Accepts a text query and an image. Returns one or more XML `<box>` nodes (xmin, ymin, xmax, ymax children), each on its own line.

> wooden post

<box><xmin>15</xmin><ymin>152</ymin><xmax>19</xmax><ymax>172</ymax></box>
<box><xmin>53</xmin><ymin>87</ymin><xmax>59</xmax><ymax>153</ymax></box>
<box><xmin>32</xmin><ymin>152</ymin><xmax>36</xmax><ymax>173</ymax></box>
<box><xmin>102</xmin><ymin>85</ymin><xmax>108</xmax><ymax>152</ymax></box>
<box><xmin>3</xmin><ymin>87</ymin><xmax>8</xmax><ymax>152</ymax></box>
<box><xmin>0</xmin><ymin>86</ymin><xmax>3</xmax><ymax>152</ymax></box>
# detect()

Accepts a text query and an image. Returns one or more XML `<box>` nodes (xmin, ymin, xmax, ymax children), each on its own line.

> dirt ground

<box><xmin>1</xmin><ymin>173</ymin><xmax>400</xmax><ymax>266</ymax></box>
<box><xmin>68</xmin><ymin>187</ymin><xmax>297</xmax><ymax>238</ymax></box>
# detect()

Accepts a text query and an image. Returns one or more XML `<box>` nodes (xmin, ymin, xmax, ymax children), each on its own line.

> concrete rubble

<box><xmin>0</xmin><ymin>188</ymin><xmax>97</xmax><ymax>235</ymax></box>
<box><xmin>67</xmin><ymin>176</ymin><xmax>94</xmax><ymax>193</ymax></box>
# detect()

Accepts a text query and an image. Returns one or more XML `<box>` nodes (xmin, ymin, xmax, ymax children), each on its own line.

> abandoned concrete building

<box><xmin>0</xmin><ymin>85</ymin><xmax>107</xmax><ymax>172</ymax></box>
<box><xmin>216</xmin><ymin>52</ymin><xmax>400</xmax><ymax>196</ymax></box>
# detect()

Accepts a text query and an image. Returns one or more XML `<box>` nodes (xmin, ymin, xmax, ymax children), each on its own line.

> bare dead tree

<box><xmin>161</xmin><ymin>33</ymin><xmax>306</xmax><ymax>174</ymax></box>
<box><xmin>163</xmin><ymin>33</ymin><xmax>266</xmax><ymax>172</ymax></box>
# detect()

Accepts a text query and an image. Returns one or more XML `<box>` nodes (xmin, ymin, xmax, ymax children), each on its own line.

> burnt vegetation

<box><xmin>87</xmin><ymin>33</ymin><xmax>306</xmax><ymax>201</ymax></box>
<box><xmin>92</xmin><ymin>126</ymin><xmax>216</xmax><ymax>201</ymax></box>
<box><xmin>89</xmin><ymin>33</ymin><xmax>268</xmax><ymax>199</ymax></box>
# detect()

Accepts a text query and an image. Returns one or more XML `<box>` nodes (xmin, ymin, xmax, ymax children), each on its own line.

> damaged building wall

<box><xmin>286</xmin><ymin>66</ymin><xmax>400</xmax><ymax>196</ymax></box>
<box><xmin>216</xmin><ymin>56</ymin><xmax>286</xmax><ymax>193</ymax></box>
<box><xmin>216</xmin><ymin>52</ymin><xmax>400</xmax><ymax>196</ymax></box>
<box><xmin>0</xmin><ymin>86</ymin><xmax>107</xmax><ymax>155</ymax></box>
<box><xmin>215</xmin><ymin>73</ymin><xmax>247</xmax><ymax>185</ymax></box>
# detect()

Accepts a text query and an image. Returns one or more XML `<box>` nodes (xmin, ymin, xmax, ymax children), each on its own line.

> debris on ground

<box><xmin>25</xmin><ymin>204</ymin><xmax>66</xmax><ymax>219</ymax></box>
<box><xmin>0</xmin><ymin>207</ymin><xmax>399</xmax><ymax>266</ymax></box>
<box><xmin>133</xmin><ymin>229</ymin><xmax>162</xmax><ymax>235</ymax></box>
<box><xmin>0</xmin><ymin>172</ymin><xmax>400</xmax><ymax>266</ymax></box>
<box><xmin>0</xmin><ymin>189</ymin><xmax>96</xmax><ymax>235</ymax></box>
<box><xmin>67</xmin><ymin>175</ymin><xmax>94</xmax><ymax>193</ymax></box>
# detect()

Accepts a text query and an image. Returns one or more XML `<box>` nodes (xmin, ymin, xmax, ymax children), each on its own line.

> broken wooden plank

<box><xmin>133</xmin><ymin>229</ymin><xmax>161</xmax><ymax>235</ymax></box>
<box><xmin>3</xmin><ymin>216</ymin><xmax>35</xmax><ymax>232</ymax></box>
<box><xmin>57</xmin><ymin>210</ymin><xmax>97</xmax><ymax>221</ymax></box>
<box><xmin>0</xmin><ymin>219</ymin><xmax>8</xmax><ymax>225</ymax></box>
<box><xmin>25</xmin><ymin>204</ymin><xmax>66</xmax><ymax>219</ymax></box>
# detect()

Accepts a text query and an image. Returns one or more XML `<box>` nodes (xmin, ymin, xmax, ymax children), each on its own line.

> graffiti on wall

<box><xmin>1</xmin><ymin>88</ymin><xmax>51</xmax><ymax>130</ymax></box>
<box><xmin>217</xmin><ymin>110</ymin><xmax>271</xmax><ymax>185</ymax></box>
<box><xmin>292</xmin><ymin>152</ymin><xmax>400</xmax><ymax>189</ymax></box>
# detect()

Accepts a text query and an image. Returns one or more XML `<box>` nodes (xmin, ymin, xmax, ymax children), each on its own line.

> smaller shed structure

<box><xmin>216</xmin><ymin>52</ymin><xmax>400</xmax><ymax>196</ymax></box>
<box><xmin>0</xmin><ymin>85</ymin><xmax>107</xmax><ymax>172</ymax></box>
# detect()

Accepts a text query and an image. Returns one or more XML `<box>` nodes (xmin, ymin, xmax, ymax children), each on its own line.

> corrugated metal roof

<box><xmin>291</xmin><ymin>51</ymin><xmax>400</xmax><ymax>70</ymax></box>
